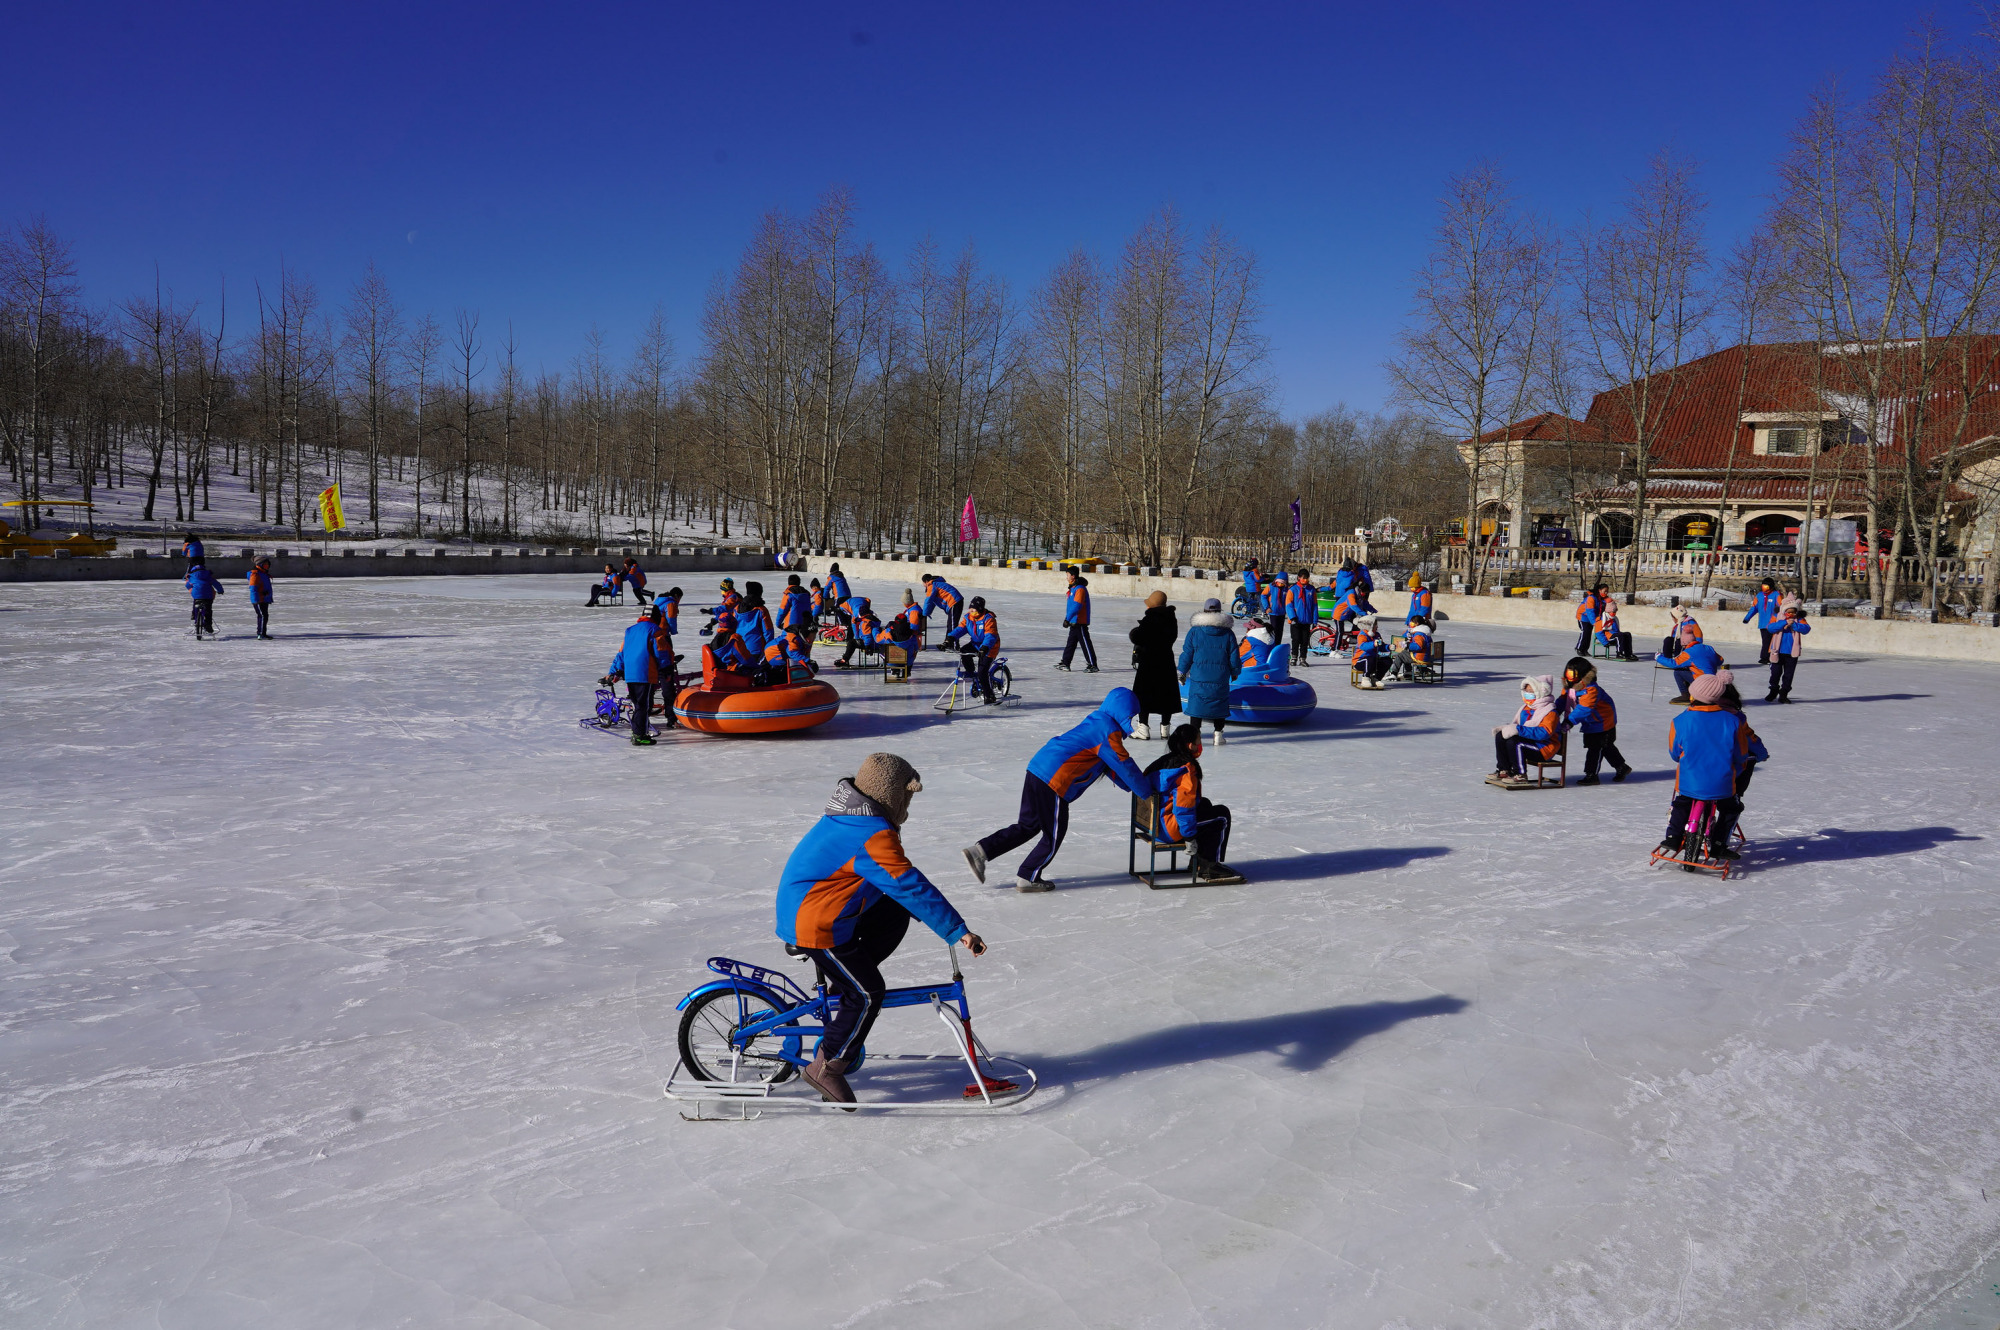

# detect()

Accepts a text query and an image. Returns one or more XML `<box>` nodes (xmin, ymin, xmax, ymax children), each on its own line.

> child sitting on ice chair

<box><xmin>1488</xmin><ymin>676</ymin><xmax>1567</xmax><ymax>787</ymax></box>
<box><xmin>1350</xmin><ymin>614</ymin><xmax>1392</xmax><ymax>687</ymax></box>
<box><xmin>1141</xmin><ymin>723</ymin><xmax>1242</xmax><ymax>884</ymax></box>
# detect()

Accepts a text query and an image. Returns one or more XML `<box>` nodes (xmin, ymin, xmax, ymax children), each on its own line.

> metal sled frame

<box><xmin>1649</xmin><ymin>799</ymin><xmax>1749</xmax><ymax>879</ymax></box>
<box><xmin>933</xmin><ymin>656</ymin><xmax>1013</xmax><ymax>714</ymax></box>
<box><xmin>666</xmin><ymin>946</ymin><xmax>1038</xmax><ymax>1118</ymax></box>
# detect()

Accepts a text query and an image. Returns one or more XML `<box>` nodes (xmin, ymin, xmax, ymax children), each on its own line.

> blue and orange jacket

<box><xmin>736</xmin><ymin>603</ymin><xmax>776</xmax><ymax>657</ymax></box>
<box><xmin>1403</xmin><ymin>624</ymin><xmax>1434</xmax><ymax>660</ymax></box>
<box><xmin>921</xmin><ymin>579</ymin><xmax>963</xmax><ymax>619</ymax></box>
<box><xmin>245</xmin><ymin>567</ymin><xmax>273</xmax><ymax>604</ymax></box>
<box><xmin>1064</xmin><ymin>581</ymin><xmax>1090</xmax><ymax>626</ymax></box>
<box><xmin>1513</xmin><ymin>699</ymin><xmax>1565</xmax><ymax>758</ymax></box>
<box><xmin>1406</xmin><ymin>586</ymin><xmax>1433</xmax><ymax>622</ymax></box>
<box><xmin>1656</xmin><ymin>641</ymin><xmax>1723</xmax><ymax>676</ymax></box>
<box><xmin>779</xmin><ymin>585</ymin><xmax>813</xmax><ymax>631</ymax></box>
<box><xmin>714</xmin><ymin>587</ymin><xmax>741</xmax><ymax>615</ymax></box>
<box><xmin>1261</xmin><ymin>576</ymin><xmax>1288</xmax><ymax>618</ymax></box>
<box><xmin>621</xmin><ymin>563</ymin><xmax>648</xmax><ymax>591</ymax></box>
<box><xmin>809</xmin><ymin>584</ymin><xmax>828</xmax><ymax>617</ymax></box>
<box><xmin>1333</xmin><ymin>589</ymin><xmax>1372</xmax><ymax>622</ymax></box>
<box><xmin>1772</xmin><ymin>618</ymin><xmax>1811</xmax><ymax>656</ymax></box>
<box><xmin>609</xmin><ymin>619</ymin><xmax>673</xmax><ymax>687</ymax></box>
<box><xmin>1677</xmin><ymin>616</ymin><xmax>1704</xmax><ymax>644</ymax></box>
<box><xmin>1241</xmin><ymin>564</ymin><xmax>1262</xmax><ymax>598</ymax></box>
<box><xmin>651</xmin><ymin>614</ymin><xmax>676</xmax><ymax>667</ymax></box>
<box><xmin>658</xmin><ymin>590</ymin><xmax>681</xmax><ymax>635</ymax></box>
<box><xmin>598</xmin><ymin>568</ymin><xmax>619</xmax><ymax>591</ymax></box>
<box><xmin>850</xmin><ymin>602</ymin><xmax>891</xmax><ymax>646</ymax></box>
<box><xmin>949</xmin><ymin>608</ymin><xmax>1001</xmax><ymax>658</ymax></box>
<box><xmin>1351</xmin><ymin>633</ymin><xmax>1388</xmax><ymax>670</ymax></box>
<box><xmin>826</xmin><ymin>570</ymin><xmax>851</xmax><ymax>605</ymax></box>
<box><xmin>1743</xmin><ymin>590</ymin><xmax>1784</xmax><ymax>630</ymax></box>
<box><xmin>1576</xmin><ymin>590</ymin><xmax>1607</xmax><ymax>627</ymax></box>
<box><xmin>895</xmin><ymin>603</ymin><xmax>926</xmax><ymax>640</ymax></box>
<box><xmin>1594</xmin><ymin>601</ymin><xmax>1620</xmax><ymax>639</ymax></box>
<box><xmin>762</xmin><ymin>629</ymin><xmax>814</xmax><ymax>670</ymax></box>
<box><xmin>185</xmin><ymin>567</ymin><xmax>223</xmax><ymax>600</ymax></box>
<box><xmin>1286</xmin><ymin>580</ymin><xmax>1317</xmax><ymax>625</ymax></box>
<box><xmin>1566</xmin><ymin>681</ymin><xmax>1616</xmax><ymax>733</ymax></box>
<box><xmin>182</xmin><ymin>537</ymin><xmax>205</xmax><ymax>561</ymax></box>
<box><xmin>1026</xmin><ymin>689</ymin><xmax>1145</xmax><ymax>802</ymax></box>
<box><xmin>776</xmin><ymin>780</ymin><xmax>968</xmax><ymax>949</ymax></box>
<box><xmin>1668</xmin><ymin>705</ymin><xmax>1769</xmax><ymax>800</ymax></box>
<box><xmin>1149</xmin><ymin>760</ymin><xmax>1203</xmax><ymax>843</ymax></box>
<box><xmin>709</xmin><ymin>628</ymin><xmax>757</xmax><ymax>671</ymax></box>
<box><xmin>1237</xmin><ymin>630</ymin><xmax>1286</xmax><ymax>682</ymax></box>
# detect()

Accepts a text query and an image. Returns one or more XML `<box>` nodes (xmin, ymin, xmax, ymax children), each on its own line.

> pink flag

<box><xmin>960</xmin><ymin>495</ymin><xmax>980</xmax><ymax>544</ymax></box>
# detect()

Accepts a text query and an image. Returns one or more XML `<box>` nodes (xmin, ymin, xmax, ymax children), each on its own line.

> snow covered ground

<box><xmin>3</xmin><ymin>572</ymin><xmax>1998</xmax><ymax>1329</ymax></box>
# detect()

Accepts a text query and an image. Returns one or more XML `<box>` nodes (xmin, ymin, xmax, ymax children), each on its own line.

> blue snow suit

<box><xmin>826</xmin><ymin>569</ymin><xmax>851</xmax><ymax>606</ymax></box>
<box><xmin>182</xmin><ymin>537</ymin><xmax>205</xmax><ymax>561</ymax></box>
<box><xmin>1333</xmin><ymin>566</ymin><xmax>1355</xmax><ymax>602</ymax></box>
<box><xmin>1567</xmin><ymin>681</ymin><xmax>1617</xmax><ymax>734</ymax></box>
<box><xmin>1668</xmin><ymin>705</ymin><xmax>1769</xmax><ymax>800</ymax></box>
<box><xmin>1771</xmin><ymin>619</ymin><xmax>1811</xmax><ymax>656</ymax></box>
<box><xmin>1237</xmin><ymin>631</ymin><xmax>1286</xmax><ymax>683</ymax></box>
<box><xmin>1241</xmin><ymin>565</ymin><xmax>1261</xmax><ymax>599</ymax></box>
<box><xmin>1261</xmin><ymin>575</ymin><xmax>1287</xmax><ymax>618</ymax></box>
<box><xmin>1177</xmin><ymin>611</ymin><xmax>1242</xmax><ymax>721</ymax></box>
<box><xmin>1654</xmin><ymin>641</ymin><xmax>1724</xmax><ymax>676</ymax></box>
<box><xmin>779</xmin><ymin>585</ymin><xmax>813</xmax><ymax>632</ymax></box>
<box><xmin>185</xmin><ymin>567</ymin><xmax>223</xmax><ymax>600</ymax></box>
<box><xmin>1025</xmin><ymin>689</ymin><xmax>1146</xmax><ymax>803</ymax></box>
<box><xmin>245</xmin><ymin>567</ymin><xmax>272</xmax><ymax>604</ymax></box>
<box><xmin>658</xmin><ymin>591</ymin><xmax>681</xmax><ymax>635</ymax></box>
<box><xmin>1743</xmin><ymin>590</ymin><xmax>1784</xmax><ymax>631</ymax></box>
<box><xmin>1286</xmin><ymin>581</ymin><xmax>1318</xmax><ymax>625</ymax></box>
<box><xmin>776</xmin><ymin>779</ymin><xmax>967</xmax><ymax>949</ymax></box>
<box><xmin>1406</xmin><ymin>586</ymin><xmax>1433</xmax><ymax>623</ymax></box>
<box><xmin>609</xmin><ymin>620</ymin><xmax>673</xmax><ymax>687</ymax></box>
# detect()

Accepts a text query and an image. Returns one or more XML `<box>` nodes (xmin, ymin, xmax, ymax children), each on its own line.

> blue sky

<box><xmin>1</xmin><ymin>0</ymin><xmax>1958</xmax><ymax>415</ymax></box>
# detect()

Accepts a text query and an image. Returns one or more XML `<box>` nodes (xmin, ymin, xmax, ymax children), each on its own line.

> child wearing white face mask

<box><xmin>1488</xmin><ymin>675</ymin><xmax>1567</xmax><ymax>787</ymax></box>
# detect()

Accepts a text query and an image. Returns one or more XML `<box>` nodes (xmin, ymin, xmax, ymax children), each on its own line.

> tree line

<box><xmin>1388</xmin><ymin>24</ymin><xmax>2000</xmax><ymax>611</ymax></box>
<box><xmin>1</xmin><ymin>193</ymin><xmax>1463</xmax><ymax>564</ymax></box>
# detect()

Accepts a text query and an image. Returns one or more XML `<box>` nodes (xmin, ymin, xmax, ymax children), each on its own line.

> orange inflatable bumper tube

<box><xmin>673</xmin><ymin>679</ymin><xmax>840</xmax><ymax>734</ymax></box>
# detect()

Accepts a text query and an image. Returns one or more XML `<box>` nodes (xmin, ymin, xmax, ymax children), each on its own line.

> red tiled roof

<box><xmin>1582</xmin><ymin>339</ymin><xmax>2000</xmax><ymax>472</ymax></box>
<box><xmin>1577</xmin><ymin>476</ymin><xmax>1975</xmax><ymax>507</ymax></box>
<box><xmin>1467</xmin><ymin>412</ymin><xmax>1612</xmax><ymax>446</ymax></box>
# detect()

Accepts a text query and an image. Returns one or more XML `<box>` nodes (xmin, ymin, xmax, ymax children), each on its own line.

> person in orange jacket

<box><xmin>1056</xmin><ymin>570</ymin><xmax>1097</xmax><ymax>672</ymax></box>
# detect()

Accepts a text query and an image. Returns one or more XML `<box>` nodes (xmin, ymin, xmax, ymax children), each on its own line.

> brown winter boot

<box><xmin>803</xmin><ymin>1051</ymin><xmax>856</xmax><ymax>1110</ymax></box>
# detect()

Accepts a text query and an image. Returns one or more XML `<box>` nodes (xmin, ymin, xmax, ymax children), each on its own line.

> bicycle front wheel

<box><xmin>991</xmin><ymin>664</ymin><xmax>1012</xmax><ymax>699</ymax></box>
<box><xmin>677</xmin><ymin>987</ymin><xmax>800</xmax><ymax>1085</ymax></box>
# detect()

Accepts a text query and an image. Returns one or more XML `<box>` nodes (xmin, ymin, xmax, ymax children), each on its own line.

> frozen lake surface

<box><xmin>3</xmin><ymin>572</ymin><xmax>1998</xmax><ymax>1329</ymax></box>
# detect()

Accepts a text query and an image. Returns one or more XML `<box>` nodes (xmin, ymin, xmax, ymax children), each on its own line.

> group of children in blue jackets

<box><xmin>180</xmin><ymin>533</ymin><xmax>275</xmax><ymax>639</ymax></box>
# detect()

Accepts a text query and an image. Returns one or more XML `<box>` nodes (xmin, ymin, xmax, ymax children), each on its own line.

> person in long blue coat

<box><xmin>1177</xmin><ymin>597</ymin><xmax>1242</xmax><ymax>745</ymax></box>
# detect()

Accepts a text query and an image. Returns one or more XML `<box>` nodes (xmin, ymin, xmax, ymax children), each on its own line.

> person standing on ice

<box><xmin>1658</xmin><ymin>669</ymin><xmax>1768</xmax><ymax>861</ymax></box>
<box><xmin>1405</xmin><ymin>575</ymin><xmax>1434</xmax><ymax>625</ymax></box>
<box><xmin>919</xmin><ymin>573</ymin><xmax>964</xmax><ymax>646</ymax></box>
<box><xmin>778</xmin><ymin>575</ymin><xmax>813</xmax><ymax>636</ymax></box>
<box><xmin>962</xmin><ymin>686</ymin><xmax>1148</xmax><ymax>892</ymax></box>
<box><xmin>1285</xmin><ymin>569</ymin><xmax>1318</xmax><ymax>665</ymax></box>
<box><xmin>1178</xmin><ymin>597</ymin><xmax>1241</xmax><ymax>745</ymax></box>
<box><xmin>1574</xmin><ymin>583</ymin><xmax>1609</xmax><ymax>654</ymax></box>
<box><xmin>1743</xmin><ymin>577</ymin><xmax>1784</xmax><ymax>664</ymax></box>
<box><xmin>1127</xmin><ymin>590</ymin><xmax>1180</xmax><ymax>739</ymax></box>
<box><xmin>824</xmin><ymin>564</ymin><xmax>852</xmax><ymax>637</ymax></box>
<box><xmin>777</xmin><ymin>753</ymin><xmax>986</xmax><ymax>1106</ymax></box>
<box><xmin>604</xmin><ymin>603</ymin><xmax>674</xmax><ymax>745</ymax></box>
<box><xmin>1765</xmin><ymin>603</ymin><xmax>1810</xmax><ymax>703</ymax></box>
<box><xmin>657</xmin><ymin>586</ymin><xmax>682</xmax><ymax>636</ymax></box>
<box><xmin>1056</xmin><ymin>570</ymin><xmax>1098</xmax><ymax>672</ymax></box>
<box><xmin>1562</xmin><ymin>656</ymin><xmax>1631</xmax><ymax>784</ymax></box>
<box><xmin>619</xmin><ymin>557</ymin><xmax>653</xmax><ymax>605</ymax></box>
<box><xmin>245</xmin><ymin>556</ymin><xmax>274</xmax><ymax>639</ymax></box>
<box><xmin>185</xmin><ymin>562</ymin><xmax>224</xmax><ymax>637</ymax></box>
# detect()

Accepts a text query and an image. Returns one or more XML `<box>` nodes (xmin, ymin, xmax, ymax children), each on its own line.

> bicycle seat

<box><xmin>784</xmin><ymin>943</ymin><xmax>808</xmax><ymax>957</ymax></box>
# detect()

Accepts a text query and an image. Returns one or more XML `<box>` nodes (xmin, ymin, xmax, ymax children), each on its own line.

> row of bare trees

<box><xmin>1389</xmin><ymin>24</ymin><xmax>2000</xmax><ymax>609</ymax></box>
<box><xmin>8</xmin><ymin>194</ymin><xmax>1423</xmax><ymax>562</ymax></box>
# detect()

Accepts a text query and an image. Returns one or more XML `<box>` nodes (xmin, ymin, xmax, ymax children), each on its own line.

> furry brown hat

<box><xmin>854</xmin><ymin>753</ymin><xmax>923</xmax><ymax>825</ymax></box>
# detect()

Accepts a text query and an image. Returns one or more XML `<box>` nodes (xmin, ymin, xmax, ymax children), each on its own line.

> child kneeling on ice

<box><xmin>1489</xmin><ymin>676</ymin><xmax>1567</xmax><ymax>786</ymax></box>
<box><xmin>1658</xmin><ymin>669</ymin><xmax>1769</xmax><ymax>862</ymax></box>
<box><xmin>1562</xmin><ymin>656</ymin><xmax>1631</xmax><ymax>784</ymax></box>
<box><xmin>1143</xmin><ymin>723</ymin><xmax>1243</xmax><ymax>883</ymax></box>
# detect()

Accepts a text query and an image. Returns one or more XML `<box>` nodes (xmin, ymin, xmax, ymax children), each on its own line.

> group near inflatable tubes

<box><xmin>1185</xmin><ymin>642</ymin><xmax>1318</xmax><ymax>725</ymax></box>
<box><xmin>673</xmin><ymin>678</ymin><xmax>841</xmax><ymax>734</ymax></box>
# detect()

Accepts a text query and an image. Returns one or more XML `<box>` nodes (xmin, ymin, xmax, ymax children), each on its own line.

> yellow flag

<box><xmin>317</xmin><ymin>483</ymin><xmax>346</xmax><ymax>532</ymax></box>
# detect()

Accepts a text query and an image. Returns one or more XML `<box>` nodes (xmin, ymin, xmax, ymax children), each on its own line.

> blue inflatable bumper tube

<box><xmin>1183</xmin><ymin>642</ymin><xmax>1318</xmax><ymax>725</ymax></box>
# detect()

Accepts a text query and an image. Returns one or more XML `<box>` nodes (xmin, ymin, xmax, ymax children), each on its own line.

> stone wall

<box><xmin>0</xmin><ymin>547</ymin><xmax>772</xmax><ymax>584</ymax></box>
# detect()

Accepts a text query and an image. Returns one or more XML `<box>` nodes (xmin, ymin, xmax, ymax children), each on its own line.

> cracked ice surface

<box><xmin>2</xmin><ymin>573</ymin><xmax>1998</xmax><ymax>1329</ymax></box>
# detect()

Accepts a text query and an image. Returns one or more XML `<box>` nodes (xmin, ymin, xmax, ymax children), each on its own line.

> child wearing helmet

<box><xmin>1563</xmin><ymin>656</ymin><xmax>1630</xmax><ymax>784</ymax></box>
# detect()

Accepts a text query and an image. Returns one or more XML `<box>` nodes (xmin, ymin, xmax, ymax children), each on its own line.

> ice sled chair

<box><xmin>1128</xmin><ymin>792</ymin><xmax>1193</xmax><ymax>887</ymax></box>
<box><xmin>1522</xmin><ymin>734</ymin><xmax>1567</xmax><ymax>788</ymax></box>
<box><xmin>1393</xmin><ymin>634</ymin><xmax>1446</xmax><ymax>684</ymax></box>
<box><xmin>882</xmin><ymin>639</ymin><xmax>915</xmax><ymax>683</ymax></box>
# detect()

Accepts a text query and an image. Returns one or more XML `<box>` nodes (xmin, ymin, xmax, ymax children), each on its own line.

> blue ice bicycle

<box><xmin>666</xmin><ymin>942</ymin><xmax>1037</xmax><ymax>1117</ymax></box>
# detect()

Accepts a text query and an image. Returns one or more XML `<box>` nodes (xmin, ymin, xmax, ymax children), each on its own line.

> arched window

<box><xmin>1667</xmin><ymin>513</ymin><xmax>1717</xmax><ymax>550</ymax></box>
<box><xmin>1741</xmin><ymin>513</ymin><xmax>1798</xmax><ymax>547</ymax></box>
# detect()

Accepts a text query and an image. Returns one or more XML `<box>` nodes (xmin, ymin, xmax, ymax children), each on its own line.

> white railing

<box><xmin>1442</xmin><ymin>546</ymin><xmax>1982</xmax><ymax>589</ymax></box>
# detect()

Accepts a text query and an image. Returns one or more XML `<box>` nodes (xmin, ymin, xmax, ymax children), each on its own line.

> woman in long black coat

<box><xmin>1128</xmin><ymin>591</ymin><xmax>1181</xmax><ymax>740</ymax></box>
